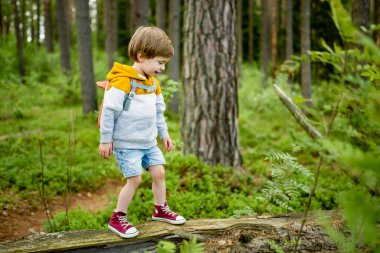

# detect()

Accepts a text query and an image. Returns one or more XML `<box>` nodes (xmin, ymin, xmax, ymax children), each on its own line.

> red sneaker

<box><xmin>152</xmin><ymin>202</ymin><xmax>186</xmax><ymax>225</ymax></box>
<box><xmin>108</xmin><ymin>211</ymin><xmax>139</xmax><ymax>238</ymax></box>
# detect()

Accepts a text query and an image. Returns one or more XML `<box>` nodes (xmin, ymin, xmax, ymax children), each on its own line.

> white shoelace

<box><xmin>118</xmin><ymin>215</ymin><xmax>131</xmax><ymax>229</ymax></box>
<box><xmin>162</xmin><ymin>205</ymin><xmax>176</xmax><ymax>216</ymax></box>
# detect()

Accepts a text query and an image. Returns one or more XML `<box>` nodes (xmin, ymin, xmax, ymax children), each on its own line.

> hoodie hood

<box><xmin>106</xmin><ymin>62</ymin><xmax>160</xmax><ymax>94</ymax></box>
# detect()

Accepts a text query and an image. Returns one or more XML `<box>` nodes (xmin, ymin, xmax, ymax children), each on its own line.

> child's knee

<box><xmin>127</xmin><ymin>175</ymin><xmax>142</xmax><ymax>187</ymax></box>
<box><xmin>150</xmin><ymin>165</ymin><xmax>165</xmax><ymax>181</ymax></box>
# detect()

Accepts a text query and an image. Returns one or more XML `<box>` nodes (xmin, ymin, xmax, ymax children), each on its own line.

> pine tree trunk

<box><xmin>237</xmin><ymin>0</ymin><xmax>242</xmax><ymax>62</ymax></box>
<box><xmin>156</xmin><ymin>0</ymin><xmax>167</xmax><ymax>31</ymax></box>
<box><xmin>43</xmin><ymin>0</ymin><xmax>53</xmax><ymax>52</ymax></box>
<box><xmin>248</xmin><ymin>0</ymin><xmax>255</xmax><ymax>63</ymax></box>
<box><xmin>56</xmin><ymin>0</ymin><xmax>71</xmax><ymax>74</ymax></box>
<box><xmin>104</xmin><ymin>0</ymin><xmax>118</xmax><ymax>69</ymax></box>
<box><xmin>74</xmin><ymin>0</ymin><xmax>97</xmax><ymax>114</ymax></box>
<box><xmin>285</xmin><ymin>0</ymin><xmax>293</xmax><ymax>60</ymax></box>
<box><xmin>182</xmin><ymin>0</ymin><xmax>242</xmax><ymax>169</ymax></box>
<box><xmin>300</xmin><ymin>0</ymin><xmax>311</xmax><ymax>106</ymax></box>
<box><xmin>96</xmin><ymin>0</ymin><xmax>102</xmax><ymax>49</ymax></box>
<box><xmin>30</xmin><ymin>0</ymin><xmax>34</xmax><ymax>43</ymax></box>
<box><xmin>168</xmin><ymin>0</ymin><xmax>180</xmax><ymax>114</ymax></box>
<box><xmin>66</xmin><ymin>0</ymin><xmax>73</xmax><ymax>49</ymax></box>
<box><xmin>260</xmin><ymin>0</ymin><xmax>271</xmax><ymax>88</ymax></box>
<box><xmin>351</xmin><ymin>0</ymin><xmax>370</xmax><ymax>30</ymax></box>
<box><xmin>36</xmin><ymin>0</ymin><xmax>40</xmax><ymax>45</ymax></box>
<box><xmin>271</xmin><ymin>0</ymin><xmax>278</xmax><ymax>75</ymax></box>
<box><xmin>134</xmin><ymin>0</ymin><xmax>149</xmax><ymax>29</ymax></box>
<box><xmin>13</xmin><ymin>0</ymin><xmax>25</xmax><ymax>83</ymax></box>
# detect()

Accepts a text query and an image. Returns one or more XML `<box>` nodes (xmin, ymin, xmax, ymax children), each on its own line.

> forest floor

<box><xmin>0</xmin><ymin>179</ymin><xmax>123</xmax><ymax>243</ymax></box>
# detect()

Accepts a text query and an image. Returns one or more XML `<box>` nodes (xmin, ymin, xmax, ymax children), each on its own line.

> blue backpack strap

<box><xmin>122</xmin><ymin>79</ymin><xmax>157</xmax><ymax>111</ymax></box>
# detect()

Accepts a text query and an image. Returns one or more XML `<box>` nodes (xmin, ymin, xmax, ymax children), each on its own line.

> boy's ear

<box><xmin>136</xmin><ymin>52</ymin><xmax>145</xmax><ymax>62</ymax></box>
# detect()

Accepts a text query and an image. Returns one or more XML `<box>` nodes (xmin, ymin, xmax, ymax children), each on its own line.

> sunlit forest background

<box><xmin>0</xmin><ymin>0</ymin><xmax>379</xmax><ymax>251</ymax></box>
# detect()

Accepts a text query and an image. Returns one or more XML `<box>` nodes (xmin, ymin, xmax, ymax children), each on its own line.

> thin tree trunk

<box><xmin>56</xmin><ymin>0</ymin><xmax>71</xmax><ymax>74</ymax></box>
<box><xmin>104</xmin><ymin>0</ymin><xmax>118</xmax><ymax>69</ymax></box>
<box><xmin>21</xmin><ymin>0</ymin><xmax>26</xmax><ymax>43</ymax></box>
<box><xmin>96</xmin><ymin>0</ymin><xmax>102</xmax><ymax>49</ymax></box>
<box><xmin>66</xmin><ymin>0</ymin><xmax>73</xmax><ymax>49</ymax></box>
<box><xmin>168</xmin><ymin>0</ymin><xmax>180</xmax><ymax>114</ymax></box>
<box><xmin>300</xmin><ymin>0</ymin><xmax>312</xmax><ymax>106</ymax></box>
<box><xmin>351</xmin><ymin>0</ymin><xmax>370</xmax><ymax>31</ymax></box>
<box><xmin>248</xmin><ymin>0</ymin><xmax>255</xmax><ymax>63</ymax></box>
<box><xmin>260</xmin><ymin>0</ymin><xmax>271</xmax><ymax>88</ymax></box>
<box><xmin>285</xmin><ymin>0</ymin><xmax>293</xmax><ymax>60</ymax></box>
<box><xmin>271</xmin><ymin>0</ymin><xmax>278</xmax><ymax>75</ymax></box>
<box><xmin>74</xmin><ymin>0</ymin><xmax>97</xmax><ymax>114</ymax></box>
<box><xmin>375</xmin><ymin>0</ymin><xmax>380</xmax><ymax>46</ymax></box>
<box><xmin>134</xmin><ymin>0</ymin><xmax>149</xmax><ymax>29</ymax></box>
<box><xmin>13</xmin><ymin>0</ymin><xmax>25</xmax><ymax>83</ymax></box>
<box><xmin>0</xmin><ymin>0</ymin><xmax>3</xmax><ymax>43</ymax></box>
<box><xmin>43</xmin><ymin>0</ymin><xmax>53</xmax><ymax>52</ymax></box>
<box><xmin>156</xmin><ymin>0</ymin><xmax>167</xmax><ymax>31</ymax></box>
<box><xmin>36</xmin><ymin>0</ymin><xmax>40</xmax><ymax>45</ymax></box>
<box><xmin>30</xmin><ymin>0</ymin><xmax>34</xmax><ymax>43</ymax></box>
<box><xmin>182</xmin><ymin>0</ymin><xmax>242</xmax><ymax>169</ymax></box>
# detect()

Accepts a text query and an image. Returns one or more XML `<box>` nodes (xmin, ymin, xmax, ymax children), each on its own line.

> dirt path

<box><xmin>0</xmin><ymin>179</ymin><xmax>123</xmax><ymax>243</ymax></box>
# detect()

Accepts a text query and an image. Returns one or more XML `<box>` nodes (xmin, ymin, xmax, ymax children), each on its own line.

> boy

<box><xmin>98</xmin><ymin>26</ymin><xmax>185</xmax><ymax>239</ymax></box>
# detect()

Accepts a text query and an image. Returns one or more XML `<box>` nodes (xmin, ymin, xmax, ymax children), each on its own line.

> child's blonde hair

<box><xmin>128</xmin><ymin>26</ymin><xmax>174</xmax><ymax>61</ymax></box>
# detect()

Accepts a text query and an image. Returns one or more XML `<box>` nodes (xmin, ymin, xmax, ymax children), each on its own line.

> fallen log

<box><xmin>0</xmin><ymin>211</ymin><xmax>345</xmax><ymax>253</ymax></box>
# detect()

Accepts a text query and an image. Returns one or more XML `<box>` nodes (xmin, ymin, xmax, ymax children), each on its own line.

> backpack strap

<box><xmin>122</xmin><ymin>79</ymin><xmax>157</xmax><ymax>111</ymax></box>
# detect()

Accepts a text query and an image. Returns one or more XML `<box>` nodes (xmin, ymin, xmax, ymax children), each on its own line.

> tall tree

<box><xmin>134</xmin><ymin>0</ymin><xmax>149</xmax><ymax>28</ymax></box>
<box><xmin>36</xmin><ymin>0</ymin><xmax>40</xmax><ymax>45</ymax></box>
<box><xmin>182</xmin><ymin>0</ymin><xmax>242</xmax><ymax>169</ymax></box>
<box><xmin>66</xmin><ymin>0</ymin><xmax>73</xmax><ymax>48</ymax></box>
<box><xmin>285</xmin><ymin>0</ymin><xmax>293</xmax><ymax>60</ymax></box>
<box><xmin>96</xmin><ymin>0</ymin><xmax>103</xmax><ymax>49</ymax></box>
<box><xmin>156</xmin><ymin>0</ymin><xmax>167</xmax><ymax>31</ymax></box>
<box><xmin>21</xmin><ymin>0</ymin><xmax>26</xmax><ymax>43</ymax></box>
<box><xmin>237</xmin><ymin>0</ymin><xmax>242</xmax><ymax>62</ymax></box>
<box><xmin>56</xmin><ymin>0</ymin><xmax>71</xmax><ymax>74</ymax></box>
<box><xmin>43</xmin><ymin>0</ymin><xmax>53</xmax><ymax>52</ymax></box>
<box><xmin>13</xmin><ymin>0</ymin><xmax>25</xmax><ymax>82</ymax></box>
<box><xmin>104</xmin><ymin>0</ymin><xmax>118</xmax><ymax>68</ymax></box>
<box><xmin>30</xmin><ymin>0</ymin><xmax>34</xmax><ymax>43</ymax></box>
<box><xmin>248</xmin><ymin>0</ymin><xmax>255</xmax><ymax>63</ymax></box>
<box><xmin>260</xmin><ymin>0</ymin><xmax>271</xmax><ymax>88</ymax></box>
<box><xmin>300</xmin><ymin>0</ymin><xmax>311</xmax><ymax>106</ymax></box>
<box><xmin>351</xmin><ymin>0</ymin><xmax>370</xmax><ymax>30</ymax></box>
<box><xmin>168</xmin><ymin>0</ymin><xmax>180</xmax><ymax>113</ymax></box>
<box><xmin>375</xmin><ymin>0</ymin><xmax>380</xmax><ymax>46</ymax></box>
<box><xmin>271</xmin><ymin>0</ymin><xmax>278</xmax><ymax>74</ymax></box>
<box><xmin>74</xmin><ymin>0</ymin><xmax>97</xmax><ymax>114</ymax></box>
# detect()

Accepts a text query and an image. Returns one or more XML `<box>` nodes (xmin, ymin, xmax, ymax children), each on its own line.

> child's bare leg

<box><xmin>149</xmin><ymin>165</ymin><xmax>166</xmax><ymax>205</ymax></box>
<box><xmin>116</xmin><ymin>175</ymin><xmax>141</xmax><ymax>212</ymax></box>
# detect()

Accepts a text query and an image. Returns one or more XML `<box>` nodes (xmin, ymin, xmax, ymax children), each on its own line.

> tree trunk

<box><xmin>285</xmin><ymin>0</ymin><xmax>293</xmax><ymax>60</ymax></box>
<box><xmin>156</xmin><ymin>0</ymin><xmax>167</xmax><ymax>31</ymax></box>
<box><xmin>21</xmin><ymin>0</ymin><xmax>26</xmax><ymax>43</ymax></box>
<box><xmin>351</xmin><ymin>0</ymin><xmax>370</xmax><ymax>31</ymax></box>
<box><xmin>56</xmin><ymin>0</ymin><xmax>71</xmax><ymax>74</ymax></box>
<box><xmin>248</xmin><ymin>0</ymin><xmax>255</xmax><ymax>63</ymax></box>
<box><xmin>182</xmin><ymin>0</ymin><xmax>242</xmax><ymax>169</ymax></box>
<box><xmin>13</xmin><ymin>0</ymin><xmax>25</xmax><ymax>83</ymax></box>
<box><xmin>74</xmin><ymin>0</ymin><xmax>97</xmax><ymax>114</ymax></box>
<box><xmin>104</xmin><ymin>0</ymin><xmax>118</xmax><ymax>69</ymax></box>
<box><xmin>134</xmin><ymin>0</ymin><xmax>149</xmax><ymax>29</ymax></box>
<box><xmin>0</xmin><ymin>0</ymin><xmax>3</xmax><ymax>42</ymax></box>
<box><xmin>43</xmin><ymin>0</ymin><xmax>53</xmax><ymax>52</ymax></box>
<box><xmin>96</xmin><ymin>0</ymin><xmax>103</xmax><ymax>49</ymax></box>
<box><xmin>237</xmin><ymin>0</ymin><xmax>242</xmax><ymax>62</ymax></box>
<box><xmin>271</xmin><ymin>0</ymin><xmax>278</xmax><ymax>75</ymax></box>
<box><xmin>300</xmin><ymin>0</ymin><xmax>311</xmax><ymax>106</ymax></box>
<box><xmin>375</xmin><ymin>0</ymin><xmax>380</xmax><ymax>46</ymax></box>
<box><xmin>168</xmin><ymin>0</ymin><xmax>180</xmax><ymax>114</ymax></box>
<box><xmin>260</xmin><ymin>0</ymin><xmax>271</xmax><ymax>88</ymax></box>
<box><xmin>36</xmin><ymin>0</ymin><xmax>40</xmax><ymax>45</ymax></box>
<box><xmin>66</xmin><ymin>0</ymin><xmax>73</xmax><ymax>49</ymax></box>
<box><xmin>30</xmin><ymin>0</ymin><xmax>34</xmax><ymax>43</ymax></box>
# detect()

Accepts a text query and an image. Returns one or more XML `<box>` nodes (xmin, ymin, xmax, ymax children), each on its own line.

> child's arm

<box><xmin>99</xmin><ymin>142</ymin><xmax>113</xmax><ymax>159</ymax></box>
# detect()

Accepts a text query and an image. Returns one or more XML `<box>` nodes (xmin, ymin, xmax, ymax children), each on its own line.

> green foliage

<box><xmin>155</xmin><ymin>237</ymin><xmax>205</xmax><ymax>253</ymax></box>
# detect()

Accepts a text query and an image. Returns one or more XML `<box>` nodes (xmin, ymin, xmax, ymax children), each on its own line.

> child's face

<box><xmin>139</xmin><ymin>56</ymin><xmax>169</xmax><ymax>77</ymax></box>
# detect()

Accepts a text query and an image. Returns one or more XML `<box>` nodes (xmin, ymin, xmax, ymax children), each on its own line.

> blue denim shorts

<box><xmin>113</xmin><ymin>146</ymin><xmax>166</xmax><ymax>178</ymax></box>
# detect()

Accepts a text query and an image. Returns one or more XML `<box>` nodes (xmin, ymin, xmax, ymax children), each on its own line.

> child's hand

<box><xmin>99</xmin><ymin>143</ymin><xmax>113</xmax><ymax>159</ymax></box>
<box><xmin>163</xmin><ymin>138</ymin><xmax>173</xmax><ymax>152</ymax></box>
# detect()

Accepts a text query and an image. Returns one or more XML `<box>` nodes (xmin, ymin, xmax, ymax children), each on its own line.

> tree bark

<box><xmin>285</xmin><ymin>0</ymin><xmax>293</xmax><ymax>60</ymax></box>
<box><xmin>66</xmin><ymin>0</ymin><xmax>73</xmax><ymax>49</ymax></box>
<box><xmin>21</xmin><ymin>0</ymin><xmax>26</xmax><ymax>43</ymax></box>
<box><xmin>75</xmin><ymin>0</ymin><xmax>98</xmax><ymax>114</ymax></box>
<box><xmin>56</xmin><ymin>0</ymin><xmax>71</xmax><ymax>75</ymax></box>
<box><xmin>237</xmin><ymin>0</ymin><xmax>242</xmax><ymax>62</ymax></box>
<box><xmin>260</xmin><ymin>0</ymin><xmax>271</xmax><ymax>88</ymax></box>
<box><xmin>168</xmin><ymin>0</ymin><xmax>180</xmax><ymax>114</ymax></box>
<box><xmin>103</xmin><ymin>0</ymin><xmax>118</xmax><ymax>69</ymax></box>
<box><xmin>182</xmin><ymin>0</ymin><xmax>242</xmax><ymax>169</ymax></box>
<box><xmin>36</xmin><ymin>0</ymin><xmax>40</xmax><ymax>45</ymax></box>
<box><xmin>0</xmin><ymin>213</ymin><xmax>346</xmax><ymax>252</ymax></box>
<box><xmin>271</xmin><ymin>0</ymin><xmax>278</xmax><ymax>75</ymax></box>
<box><xmin>156</xmin><ymin>0</ymin><xmax>167</xmax><ymax>31</ymax></box>
<box><xmin>248</xmin><ymin>0</ymin><xmax>255</xmax><ymax>63</ymax></box>
<box><xmin>300</xmin><ymin>0</ymin><xmax>312</xmax><ymax>106</ymax></box>
<box><xmin>375</xmin><ymin>0</ymin><xmax>380</xmax><ymax>46</ymax></box>
<box><xmin>134</xmin><ymin>0</ymin><xmax>149</xmax><ymax>29</ymax></box>
<box><xmin>351</xmin><ymin>0</ymin><xmax>370</xmax><ymax>31</ymax></box>
<box><xmin>43</xmin><ymin>0</ymin><xmax>53</xmax><ymax>52</ymax></box>
<box><xmin>13</xmin><ymin>0</ymin><xmax>25</xmax><ymax>83</ymax></box>
<box><xmin>30</xmin><ymin>0</ymin><xmax>34</xmax><ymax>43</ymax></box>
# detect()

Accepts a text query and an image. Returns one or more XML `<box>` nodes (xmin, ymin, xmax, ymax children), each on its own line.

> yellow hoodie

<box><xmin>106</xmin><ymin>62</ymin><xmax>162</xmax><ymax>95</ymax></box>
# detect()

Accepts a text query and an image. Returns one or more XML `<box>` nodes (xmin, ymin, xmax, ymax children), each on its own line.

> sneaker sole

<box><xmin>152</xmin><ymin>216</ymin><xmax>186</xmax><ymax>225</ymax></box>
<box><xmin>108</xmin><ymin>225</ymin><xmax>139</xmax><ymax>238</ymax></box>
